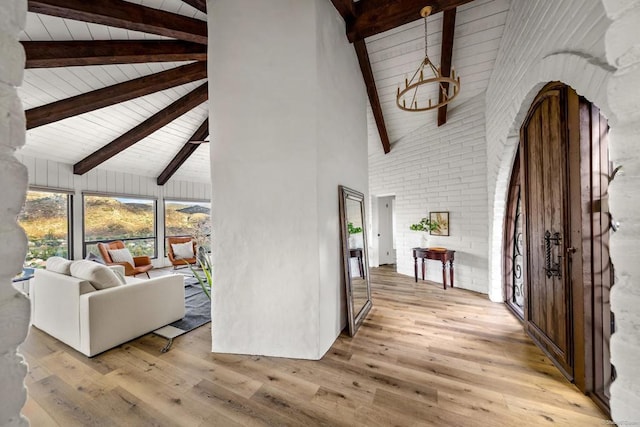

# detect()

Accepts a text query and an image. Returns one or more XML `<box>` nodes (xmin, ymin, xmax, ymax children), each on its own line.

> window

<box><xmin>18</xmin><ymin>189</ymin><xmax>72</xmax><ymax>268</ymax></box>
<box><xmin>84</xmin><ymin>194</ymin><xmax>156</xmax><ymax>258</ymax></box>
<box><xmin>164</xmin><ymin>199</ymin><xmax>211</xmax><ymax>253</ymax></box>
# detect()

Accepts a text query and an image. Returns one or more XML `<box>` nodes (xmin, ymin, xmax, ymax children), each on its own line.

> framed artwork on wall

<box><xmin>429</xmin><ymin>211</ymin><xmax>449</xmax><ymax>236</ymax></box>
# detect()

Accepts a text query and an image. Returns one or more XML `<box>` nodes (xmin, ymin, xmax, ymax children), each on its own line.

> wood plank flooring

<box><xmin>19</xmin><ymin>266</ymin><xmax>609</xmax><ymax>426</ymax></box>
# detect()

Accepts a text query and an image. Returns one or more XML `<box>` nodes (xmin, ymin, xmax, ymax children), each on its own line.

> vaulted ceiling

<box><xmin>17</xmin><ymin>0</ymin><xmax>510</xmax><ymax>185</ymax></box>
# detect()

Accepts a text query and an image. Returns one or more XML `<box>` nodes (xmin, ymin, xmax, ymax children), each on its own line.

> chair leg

<box><xmin>146</xmin><ymin>272</ymin><xmax>150</xmax><ymax>279</ymax></box>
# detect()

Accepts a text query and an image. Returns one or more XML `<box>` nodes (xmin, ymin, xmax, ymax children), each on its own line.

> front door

<box><xmin>521</xmin><ymin>83</ymin><xmax>574</xmax><ymax>379</ymax></box>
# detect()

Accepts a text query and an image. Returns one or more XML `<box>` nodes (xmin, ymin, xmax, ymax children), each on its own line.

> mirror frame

<box><xmin>338</xmin><ymin>185</ymin><xmax>372</xmax><ymax>336</ymax></box>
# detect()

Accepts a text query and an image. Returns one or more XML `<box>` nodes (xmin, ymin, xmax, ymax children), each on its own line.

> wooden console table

<box><xmin>412</xmin><ymin>248</ymin><xmax>455</xmax><ymax>289</ymax></box>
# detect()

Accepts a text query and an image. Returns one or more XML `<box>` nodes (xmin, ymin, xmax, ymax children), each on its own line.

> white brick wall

<box><xmin>602</xmin><ymin>0</ymin><xmax>640</xmax><ymax>422</ymax></box>
<box><xmin>0</xmin><ymin>0</ymin><xmax>29</xmax><ymax>425</ymax></box>
<box><xmin>369</xmin><ymin>93</ymin><xmax>489</xmax><ymax>293</ymax></box>
<box><xmin>485</xmin><ymin>0</ymin><xmax>613</xmax><ymax>301</ymax></box>
<box><xmin>484</xmin><ymin>0</ymin><xmax>640</xmax><ymax>421</ymax></box>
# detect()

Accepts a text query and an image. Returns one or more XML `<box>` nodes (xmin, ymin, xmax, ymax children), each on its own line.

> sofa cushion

<box><xmin>108</xmin><ymin>248</ymin><xmax>135</xmax><ymax>266</ymax></box>
<box><xmin>112</xmin><ymin>268</ymin><xmax>127</xmax><ymax>285</ymax></box>
<box><xmin>171</xmin><ymin>241</ymin><xmax>194</xmax><ymax>259</ymax></box>
<box><xmin>46</xmin><ymin>256</ymin><xmax>73</xmax><ymax>275</ymax></box>
<box><xmin>70</xmin><ymin>260</ymin><xmax>122</xmax><ymax>290</ymax></box>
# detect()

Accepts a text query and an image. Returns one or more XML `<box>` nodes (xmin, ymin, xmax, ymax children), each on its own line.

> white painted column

<box><xmin>208</xmin><ymin>0</ymin><xmax>367</xmax><ymax>359</ymax></box>
<box><xmin>0</xmin><ymin>0</ymin><xmax>30</xmax><ymax>425</ymax></box>
<box><xmin>602</xmin><ymin>0</ymin><xmax>640</xmax><ymax>422</ymax></box>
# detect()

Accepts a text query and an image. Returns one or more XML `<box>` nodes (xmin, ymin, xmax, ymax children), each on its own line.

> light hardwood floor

<box><xmin>20</xmin><ymin>266</ymin><xmax>609</xmax><ymax>426</ymax></box>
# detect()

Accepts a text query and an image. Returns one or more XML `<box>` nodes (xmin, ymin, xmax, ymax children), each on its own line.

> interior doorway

<box><xmin>377</xmin><ymin>196</ymin><xmax>396</xmax><ymax>266</ymax></box>
<box><xmin>503</xmin><ymin>82</ymin><xmax>613</xmax><ymax>414</ymax></box>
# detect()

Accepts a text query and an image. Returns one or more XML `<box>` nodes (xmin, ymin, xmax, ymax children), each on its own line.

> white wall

<box><xmin>0</xmin><ymin>0</ymin><xmax>29</xmax><ymax>424</ymax></box>
<box><xmin>16</xmin><ymin>153</ymin><xmax>211</xmax><ymax>266</ymax></box>
<box><xmin>484</xmin><ymin>0</ymin><xmax>640</xmax><ymax>421</ymax></box>
<box><xmin>315</xmin><ymin>0</ymin><xmax>369</xmax><ymax>354</ymax></box>
<box><xmin>208</xmin><ymin>0</ymin><xmax>366</xmax><ymax>360</ymax></box>
<box><xmin>369</xmin><ymin>93</ymin><xmax>489</xmax><ymax>293</ymax></box>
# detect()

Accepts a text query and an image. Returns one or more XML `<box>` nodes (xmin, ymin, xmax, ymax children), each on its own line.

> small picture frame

<box><xmin>429</xmin><ymin>211</ymin><xmax>449</xmax><ymax>236</ymax></box>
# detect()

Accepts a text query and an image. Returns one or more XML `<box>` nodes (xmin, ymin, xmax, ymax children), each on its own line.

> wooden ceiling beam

<box><xmin>330</xmin><ymin>0</ymin><xmax>355</xmax><ymax>21</ymax></box>
<box><xmin>27</xmin><ymin>62</ymin><xmax>207</xmax><ymax>129</ymax></box>
<box><xmin>23</xmin><ymin>40</ymin><xmax>207</xmax><ymax>68</ymax></box>
<box><xmin>331</xmin><ymin>1</ymin><xmax>391</xmax><ymax>154</ymax></box>
<box><xmin>180</xmin><ymin>0</ymin><xmax>206</xmax><ymax>14</ymax></box>
<box><xmin>73</xmin><ymin>83</ymin><xmax>208</xmax><ymax>175</ymax></box>
<box><xmin>437</xmin><ymin>8</ymin><xmax>457</xmax><ymax>127</ymax></box>
<box><xmin>157</xmin><ymin>119</ymin><xmax>208</xmax><ymax>186</ymax></box>
<box><xmin>28</xmin><ymin>0</ymin><xmax>208</xmax><ymax>44</ymax></box>
<box><xmin>347</xmin><ymin>0</ymin><xmax>473</xmax><ymax>42</ymax></box>
<box><xmin>354</xmin><ymin>40</ymin><xmax>391</xmax><ymax>154</ymax></box>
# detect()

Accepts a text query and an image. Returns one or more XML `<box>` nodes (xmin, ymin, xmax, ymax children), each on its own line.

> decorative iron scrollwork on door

<box><xmin>512</xmin><ymin>191</ymin><xmax>524</xmax><ymax>309</ymax></box>
<box><xmin>544</xmin><ymin>230</ymin><xmax>562</xmax><ymax>278</ymax></box>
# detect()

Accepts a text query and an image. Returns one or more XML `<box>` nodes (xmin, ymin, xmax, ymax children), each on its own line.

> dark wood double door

<box><xmin>505</xmin><ymin>82</ymin><xmax>612</xmax><ymax>412</ymax></box>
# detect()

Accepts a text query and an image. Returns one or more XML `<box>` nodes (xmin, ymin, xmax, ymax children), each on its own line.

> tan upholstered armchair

<box><xmin>97</xmin><ymin>241</ymin><xmax>153</xmax><ymax>278</ymax></box>
<box><xmin>167</xmin><ymin>236</ymin><xmax>197</xmax><ymax>269</ymax></box>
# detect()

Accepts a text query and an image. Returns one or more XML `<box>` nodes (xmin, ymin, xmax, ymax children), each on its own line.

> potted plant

<box><xmin>188</xmin><ymin>256</ymin><xmax>212</xmax><ymax>299</ymax></box>
<box><xmin>409</xmin><ymin>217</ymin><xmax>439</xmax><ymax>248</ymax></box>
<box><xmin>347</xmin><ymin>221</ymin><xmax>363</xmax><ymax>249</ymax></box>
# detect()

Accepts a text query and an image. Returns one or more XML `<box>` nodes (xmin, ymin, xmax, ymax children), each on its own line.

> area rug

<box><xmin>153</xmin><ymin>276</ymin><xmax>211</xmax><ymax>352</ymax></box>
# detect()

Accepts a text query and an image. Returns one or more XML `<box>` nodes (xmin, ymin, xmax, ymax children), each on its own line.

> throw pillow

<box><xmin>171</xmin><ymin>241</ymin><xmax>194</xmax><ymax>259</ymax></box>
<box><xmin>85</xmin><ymin>252</ymin><xmax>106</xmax><ymax>264</ymax></box>
<box><xmin>45</xmin><ymin>256</ymin><xmax>73</xmax><ymax>275</ymax></box>
<box><xmin>108</xmin><ymin>248</ymin><xmax>135</xmax><ymax>267</ymax></box>
<box><xmin>70</xmin><ymin>260</ymin><xmax>122</xmax><ymax>290</ymax></box>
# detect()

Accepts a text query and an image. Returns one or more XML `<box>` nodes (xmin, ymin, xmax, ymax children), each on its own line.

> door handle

<box><xmin>544</xmin><ymin>230</ymin><xmax>562</xmax><ymax>278</ymax></box>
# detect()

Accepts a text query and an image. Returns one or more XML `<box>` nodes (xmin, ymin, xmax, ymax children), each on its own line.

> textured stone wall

<box><xmin>0</xmin><ymin>0</ymin><xmax>29</xmax><ymax>425</ymax></box>
<box><xmin>602</xmin><ymin>0</ymin><xmax>640</xmax><ymax>422</ymax></box>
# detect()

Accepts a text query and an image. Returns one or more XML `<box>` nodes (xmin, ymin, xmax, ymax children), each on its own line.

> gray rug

<box><xmin>153</xmin><ymin>277</ymin><xmax>211</xmax><ymax>352</ymax></box>
<box><xmin>171</xmin><ymin>277</ymin><xmax>211</xmax><ymax>330</ymax></box>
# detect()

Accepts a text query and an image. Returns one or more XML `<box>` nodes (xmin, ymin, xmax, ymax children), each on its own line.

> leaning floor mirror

<box><xmin>339</xmin><ymin>185</ymin><xmax>372</xmax><ymax>336</ymax></box>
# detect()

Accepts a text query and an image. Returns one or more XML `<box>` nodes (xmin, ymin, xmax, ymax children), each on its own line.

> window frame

<box><xmin>82</xmin><ymin>192</ymin><xmax>158</xmax><ymax>259</ymax></box>
<box><xmin>163</xmin><ymin>198</ymin><xmax>211</xmax><ymax>256</ymax></box>
<box><xmin>20</xmin><ymin>186</ymin><xmax>74</xmax><ymax>264</ymax></box>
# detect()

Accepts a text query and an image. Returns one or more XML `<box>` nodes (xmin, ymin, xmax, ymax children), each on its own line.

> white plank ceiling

<box><xmin>18</xmin><ymin>0</ymin><xmax>210</xmax><ymax>184</ymax></box>
<box><xmin>366</xmin><ymin>0</ymin><xmax>510</xmax><ymax>152</ymax></box>
<box><xmin>18</xmin><ymin>0</ymin><xmax>510</xmax><ymax>185</ymax></box>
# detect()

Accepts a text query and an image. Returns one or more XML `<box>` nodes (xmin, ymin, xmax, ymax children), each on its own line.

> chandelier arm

<box><xmin>408</xmin><ymin>62</ymin><xmax>424</xmax><ymax>108</ymax></box>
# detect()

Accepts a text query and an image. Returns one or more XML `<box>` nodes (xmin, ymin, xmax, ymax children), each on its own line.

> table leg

<box><xmin>441</xmin><ymin>260</ymin><xmax>447</xmax><ymax>290</ymax></box>
<box><xmin>450</xmin><ymin>260</ymin><xmax>455</xmax><ymax>288</ymax></box>
<box><xmin>421</xmin><ymin>258</ymin><xmax>426</xmax><ymax>280</ymax></box>
<box><xmin>414</xmin><ymin>255</ymin><xmax>418</xmax><ymax>282</ymax></box>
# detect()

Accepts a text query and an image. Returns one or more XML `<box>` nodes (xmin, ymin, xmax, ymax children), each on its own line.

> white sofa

<box><xmin>30</xmin><ymin>259</ymin><xmax>185</xmax><ymax>357</ymax></box>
